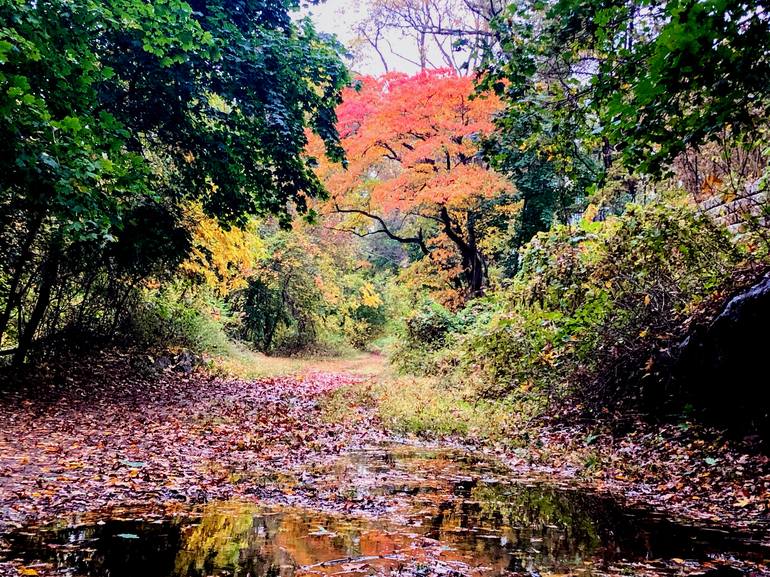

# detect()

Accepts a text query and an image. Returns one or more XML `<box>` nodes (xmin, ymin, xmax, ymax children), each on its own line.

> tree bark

<box><xmin>439</xmin><ymin>206</ymin><xmax>486</xmax><ymax>297</ymax></box>
<box><xmin>13</xmin><ymin>237</ymin><xmax>62</xmax><ymax>367</ymax></box>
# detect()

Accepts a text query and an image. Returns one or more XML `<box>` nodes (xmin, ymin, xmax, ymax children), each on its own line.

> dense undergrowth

<box><xmin>384</xmin><ymin>200</ymin><xmax>770</xmax><ymax>440</ymax></box>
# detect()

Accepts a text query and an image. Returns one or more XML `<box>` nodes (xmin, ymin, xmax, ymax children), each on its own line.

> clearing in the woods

<box><xmin>1</xmin><ymin>352</ymin><xmax>769</xmax><ymax>577</ymax></box>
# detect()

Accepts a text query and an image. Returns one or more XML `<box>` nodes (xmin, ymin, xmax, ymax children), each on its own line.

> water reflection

<box><xmin>3</xmin><ymin>447</ymin><xmax>769</xmax><ymax>577</ymax></box>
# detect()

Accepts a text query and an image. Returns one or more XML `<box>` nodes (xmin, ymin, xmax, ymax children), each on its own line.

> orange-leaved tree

<box><xmin>315</xmin><ymin>69</ymin><xmax>513</xmax><ymax>298</ymax></box>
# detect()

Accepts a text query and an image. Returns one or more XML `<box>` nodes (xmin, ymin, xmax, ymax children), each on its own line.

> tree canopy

<box><xmin>316</xmin><ymin>70</ymin><xmax>513</xmax><ymax>299</ymax></box>
<box><xmin>0</xmin><ymin>0</ymin><xmax>349</xmax><ymax>362</ymax></box>
<box><xmin>480</xmin><ymin>0</ymin><xmax>770</xmax><ymax>176</ymax></box>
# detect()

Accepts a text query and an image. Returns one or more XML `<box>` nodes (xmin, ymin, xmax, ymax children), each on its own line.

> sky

<box><xmin>299</xmin><ymin>0</ymin><xmax>426</xmax><ymax>75</ymax></box>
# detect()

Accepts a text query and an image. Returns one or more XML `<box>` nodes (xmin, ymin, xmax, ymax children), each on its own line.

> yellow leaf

<box><xmin>360</xmin><ymin>282</ymin><xmax>383</xmax><ymax>307</ymax></box>
<box><xmin>643</xmin><ymin>294</ymin><xmax>651</xmax><ymax>306</ymax></box>
<box><xmin>583</xmin><ymin>203</ymin><xmax>598</xmax><ymax>222</ymax></box>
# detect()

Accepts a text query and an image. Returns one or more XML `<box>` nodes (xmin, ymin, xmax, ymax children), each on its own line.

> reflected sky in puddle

<box><xmin>3</xmin><ymin>446</ymin><xmax>769</xmax><ymax>577</ymax></box>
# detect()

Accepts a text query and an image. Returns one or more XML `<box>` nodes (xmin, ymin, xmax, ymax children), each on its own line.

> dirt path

<box><xmin>0</xmin><ymin>352</ymin><xmax>387</xmax><ymax>531</ymax></box>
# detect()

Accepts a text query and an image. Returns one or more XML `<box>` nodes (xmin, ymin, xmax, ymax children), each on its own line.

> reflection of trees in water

<box><xmin>10</xmin><ymin>505</ymin><xmax>413</xmax><ymax>577</ymax></box>
<box><xmin>172</xmin><ymin>505</ymin><xmax>387</xmax><ymax>577</ymax></box>
<box><xmin>173</xmin><ymin>506</ymin><xmax>259</xmax><ymax>576</ymax></box>
<box><xmin>9</xmin><ymin>521</ymin><xmax>184</xmax><ymax>577</ymax></box>
<box><xmin>427</xmin><ymin>482</ymin><xmax>604</xmax><ymax>573</ymax></box>
<box><xmin>431</xmin><ymin>481</ymin><xmax>734</xmax><ymax>570</ymax></box>
<box><xmin>8</xmin><ymin>484</ymin><xmax>757</xmax><ymax>577</ymax></box>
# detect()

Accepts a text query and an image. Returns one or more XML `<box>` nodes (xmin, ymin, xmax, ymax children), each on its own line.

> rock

<box><xmin>674</xmin><ymin>272</ymin><xmax>770</xmax><ymax>442</ymax></box>
<box><xmin>171</xmin><ymin>349</ymin><xmax>200</xmax><ymax>374</ymax></box>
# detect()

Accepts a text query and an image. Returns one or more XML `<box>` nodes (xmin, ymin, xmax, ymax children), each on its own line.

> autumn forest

<box><xmin>1</xmin><ymin>1</ymin><xmax>770</xmax><ymax>576</ymax></box>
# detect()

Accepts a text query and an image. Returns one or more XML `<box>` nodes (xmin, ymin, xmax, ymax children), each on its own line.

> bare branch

<box><xmin>333</xmin><ymin>204</ymin><xmax>431</xmax><ymax>255</ymax></box>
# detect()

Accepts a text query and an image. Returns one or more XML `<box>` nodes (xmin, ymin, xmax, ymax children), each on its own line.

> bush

<box><xmin>461</xmin><ymin>202</ymin><xmax>741</xmax><ymax>407</ymax></box>
<box><xmin>341</xmin><ymin>306</ymin><xmax>387</xmax><ymax>350</ymax></box>
<box><xmin>390</xmin><ymin>299</ymin><xmax>461</xmax><ymax>375</ymax></box>
<box><xmin>130</xmin><ymin>286</ymin><xmax>234</xmax><ymax>356</ymax></box>
<box><xmin>392</xmin><ymin>201</ymin><xmax>746</xmax><ymax>418</ymax></box>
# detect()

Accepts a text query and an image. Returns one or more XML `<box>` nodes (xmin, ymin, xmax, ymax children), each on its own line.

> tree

<box><xmin>317</xmin><ymin>70</ymin><xmax>513</xmax><ymax>298</ymax></box>
<box><xmin>229</xmin><ymin>221</ymin><xmax>387</xmax><ymax>353</ymax></box>
<box><xmin>352</xmin><ymin>0</ymin><xmax>506</xmax><ymax>74</ymax></box>
<box><xmin>481</xmin><ymin>0</ymin><xmax>770</xmax><ymax>178</ymax></box>
<box><xmin>180</xmin><ymin>203</ymin><xmax>265</xmax><ymax>297</ymax></box>
<box><xmin>0</xmin><ymin>0</ymin><xmax>349</xmax><ymax>363</ymax></box>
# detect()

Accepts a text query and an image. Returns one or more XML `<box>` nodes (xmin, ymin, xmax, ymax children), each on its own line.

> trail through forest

<box><xmin>1</xmin><ymin>353</ymin><xmax>769</xmax><ymax>577</ymax></box>
<box><xmin>0</xmin><ymin>353</ymin><xmax>388</xmax><ymax>531</ymax></box>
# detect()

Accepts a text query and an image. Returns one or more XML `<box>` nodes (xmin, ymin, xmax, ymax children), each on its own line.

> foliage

<box><xmin>401</xmin><ymin>201</ymin><xmax>744</xmax><ymax>413</ymax></box>
<box><xmin>0</xmin><ymin>0</ymin><xmax>349</xmax><ymax>364</ymax></box>
<box><xmin>472</xmin><ymin>0</ymin><xmax>770</xmax><ymax>275</ymax></box>
<box><xmin>230</xmin><ymin>223</ymin><xmax>388</xmax><ymax>355</ymax></box>
<box><xmin>390</xmin><ymin>299</ymin><xmax>461</xmax><ymax>375</ymax></box>
<box><xmin>480</xmin><ymin>113</ymin><xmax>596</xmax><ymax>270</ymax></box>
<box><xmin>180</xmin><ymin>203</ymin><xmax>265</xmax><ymax>297</ymax></box>
<box><xmin>130</xmin><ymin>285</ymin><xmax>236</xmax><ymax>356</ymax></box>
<box><xmin>317</xmin><ymin>70</ymin><xmax>513</xmax><ymax>299</ymax></box>
<box><xmin>481</xmin><ymin>0</ymin><xmax>770</xmax><ymax>179</ymax></box>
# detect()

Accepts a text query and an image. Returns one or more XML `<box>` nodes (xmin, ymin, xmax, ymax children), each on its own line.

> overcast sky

<box><xmin>300</xmin><ymin>0</ymin><xmax>425</xmax><ymax>75</ymax></box>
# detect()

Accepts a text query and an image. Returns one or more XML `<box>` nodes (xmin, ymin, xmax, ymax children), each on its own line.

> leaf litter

<box><xmin>1</xmin><ymin>350</ymin><xmax>769</xmax><ymax>577</ymax></box>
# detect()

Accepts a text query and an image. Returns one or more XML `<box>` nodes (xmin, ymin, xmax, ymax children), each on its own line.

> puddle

<box><xmin>2</xmin><ymin>446</ymin><xmax>769</xmax><ymax>577</ymax></box>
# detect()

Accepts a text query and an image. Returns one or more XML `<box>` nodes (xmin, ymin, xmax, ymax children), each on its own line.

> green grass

<box><xmin>372</xmin><ymin>376</ymin><xmax>543</xmax><ymax>442</ymax></box>
<box><xmin>208</xmin><ymin>341</ymin><xmax>388</xmax><ymax>380</ymax></box>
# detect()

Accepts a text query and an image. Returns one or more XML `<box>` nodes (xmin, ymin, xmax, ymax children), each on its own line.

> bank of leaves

<box><xmin>393</xmin><ymin>200</ymin><xmax>748</xmax><ymax>420</ymax></box>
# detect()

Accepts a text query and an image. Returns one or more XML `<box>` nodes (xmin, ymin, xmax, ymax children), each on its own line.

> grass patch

<box><xmin>208</xmin><ymin>342</ymin><xmax>388</xmax><ymax>380</ymax></box>
<box><xmin>372</xmin><ymin>376</ymin><xmax>544</xmax><ymax>442</ymax></box>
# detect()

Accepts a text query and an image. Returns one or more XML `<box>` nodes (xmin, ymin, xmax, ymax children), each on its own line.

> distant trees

<box><xmin>316</xmin><ymin>70</ymin><xmax>513</xmax><ymax>299</ymax></box>
<box><xmin>0</xmin><ymin>0</ymin><xmax>349</xmax><ymax>363</ymax></box>
<box><xmin>352</xmin><ymin>0</ymin><xmax>505</xmax><ymax>73</ymax></box>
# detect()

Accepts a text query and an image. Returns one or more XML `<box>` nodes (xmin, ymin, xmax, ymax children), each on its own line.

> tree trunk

<box><xmin>465</xmin><ymin>213</ymin><xmax>486</xmax><ymax>297</ymax></box>
<box><xmin>439</xmin><ymin>207</ymin><xmax>487</xmax><ymax>297</ymax></box>
<box><xmin>0</xmin><ymin>211</ymin><xmax>44</xmax><ymax>345</ymax></box>
<box><xmin>13</xmin><ymin>238</ymin><xmax>62</xmax><ymax>367</ymax></box>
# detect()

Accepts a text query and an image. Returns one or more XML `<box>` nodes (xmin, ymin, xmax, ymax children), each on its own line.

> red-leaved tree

<box><xmin>315</xmin><ymin>69</ymin><xmax>512</xmax><ymax>298</ymax></box>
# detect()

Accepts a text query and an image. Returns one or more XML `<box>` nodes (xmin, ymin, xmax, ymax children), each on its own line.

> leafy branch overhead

<box><xmin>0</xmin><ymin>0</ymin><xmax>349</xmax><ymax>362</ymax></box>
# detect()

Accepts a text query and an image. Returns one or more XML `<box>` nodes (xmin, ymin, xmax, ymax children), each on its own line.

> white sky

<box><xmin>300</xmin><ymin>0</ymin><xmax>425</xmax><ymax>75</ymax></box>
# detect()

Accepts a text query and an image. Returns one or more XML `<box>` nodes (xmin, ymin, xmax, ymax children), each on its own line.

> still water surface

<box><xmin>3</xmin><ymin>446</ymin><xmax>768</xmax><ymax>576</ymax></box>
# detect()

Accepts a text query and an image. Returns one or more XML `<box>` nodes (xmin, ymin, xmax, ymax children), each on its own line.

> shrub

<box><xmin>427</xmin><ymin>201</ymin><xmax>743</xmax><ymax>412</ymax></box>
<box><xmin>390</xmin><ymin>299</ymin><xmax>461</xmax><ymax>375</ymax></box>
<box><xmin>130</xmin><ymin>285</ymin><xmax>234</xmax><ymax>356</ymax></box>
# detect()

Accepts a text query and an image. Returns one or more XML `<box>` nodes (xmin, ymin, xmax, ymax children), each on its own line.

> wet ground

<box><xmin>2</xmin><ymin>445</ymin><xmax>769</xmax><ymax>577</ymax></box>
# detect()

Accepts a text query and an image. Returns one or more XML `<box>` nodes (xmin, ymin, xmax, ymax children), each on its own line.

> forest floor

<box><xmin>0</xmin><ymin>348</ymin><xmax>768</xmax><ymax>536</ymax></box>
<box><xmin>0</xmin><ymin>349</ymin><xmax>390</xmax><ymax>533</ymax></box>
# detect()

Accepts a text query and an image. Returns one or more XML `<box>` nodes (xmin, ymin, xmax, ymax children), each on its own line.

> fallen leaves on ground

<box><xmin>498</xmin><ymin>418</ymin><xmax>770</xmax><ymax>530</ymax></box>
<box><xmin>0</xmin><ymin>350</ymin><xmax>386</xmax><ymax>531</ymax></box>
